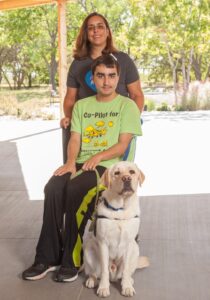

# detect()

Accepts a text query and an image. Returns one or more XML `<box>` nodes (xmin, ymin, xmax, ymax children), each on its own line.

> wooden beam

<box><xmin>0</xmin><ymin>0</ymin><xmax>56</xmax><ymax>10</ymax></box>
<box><xmin>57</xmin><ymin>0</ymin><xmax>67</xmax><ymax>118</ymax></box>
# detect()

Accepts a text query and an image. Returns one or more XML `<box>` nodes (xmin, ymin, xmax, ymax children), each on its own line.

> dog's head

<box><xmin>101</xmin><ymin>161</ymin><xmax>145</xmax><ymax>197</ymax></box>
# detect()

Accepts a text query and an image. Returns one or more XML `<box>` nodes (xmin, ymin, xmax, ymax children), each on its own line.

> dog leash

<box><xmin>70</xmin><ymin>168</ymin><xmax>105</xmax><ymax>232</ymax></box>
<box><xmin>87</xmin><ymin>169</ymin><xmax>106</xmax><ymax>232</ymax></box>
<box><xmin>70</xmin><ymin>168</ymin><xmax>102</xmax><ymax>205</ymax></box>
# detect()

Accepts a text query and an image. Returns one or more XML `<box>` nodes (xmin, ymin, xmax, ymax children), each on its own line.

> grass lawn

<box><xmin>0</xmin><ymin>86</ymin><xmax>60</xmax><ymax>120</ymax></box>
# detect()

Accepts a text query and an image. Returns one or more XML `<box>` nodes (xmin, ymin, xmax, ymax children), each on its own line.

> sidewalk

<box><xmin>0</xmin><ymin>117</ymin><xmax>62</xmax><ymax>200</ymax></box>
<box><xmin>136</xmin><ymin>111</ymin><xmax>210</xmax><ymax>196</ymax></box>
<box><xmin>0</xmin><ymin>111</ymin><xmax>210</xmax><ymax>200</ymax></box>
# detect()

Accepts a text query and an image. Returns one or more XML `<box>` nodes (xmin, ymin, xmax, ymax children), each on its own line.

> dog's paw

<box><xmin>85</xmin><ymin>276</ymin><xmax>97</xmax><ymax>289</ymax></box>
<box><xmin>97</xmin><ymin>287</ymin><xmax>110</xmax><ymax>297</ymax></box>
<box><xmin>121</xmin><ymin>286</ymin><xmax>136</xmax><ymax>297</ymax></box>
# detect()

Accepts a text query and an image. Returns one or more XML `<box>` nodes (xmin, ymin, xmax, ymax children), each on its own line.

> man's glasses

<box><xmin>87</xmin><ymin>24</ymin><xmax>106</xmax><ymax>32</ymax></box>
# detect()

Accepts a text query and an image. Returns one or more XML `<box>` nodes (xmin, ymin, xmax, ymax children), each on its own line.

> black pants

<box><xmin>62</xmin><ymin>127</ymin><xmax>70</xmax><ymax>163</ymax></box>
<box><xmin>35</xmin><ymin>164</ymin><xmax>106</xmax><ymax>268</ymax></box>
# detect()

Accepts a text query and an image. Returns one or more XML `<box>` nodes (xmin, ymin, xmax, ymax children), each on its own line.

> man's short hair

<box><xmin>91</xmin><ymin>54</ymin><xmax>120</xmax><ymax>75</ymax></box>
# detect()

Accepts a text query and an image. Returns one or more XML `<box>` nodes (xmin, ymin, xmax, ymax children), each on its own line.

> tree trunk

<box><xmin>181</xmin><ymin>51</ymin><xmax>187</xmax><ymax>91</ymax></box>
<box><xmin>17</xmin><ymin>70</ymin><xmax>25</xmax><ymax>89</ymax></box>
<box><xmin>50</xmin><ymin>53</ymin><xmax>58</xmax><ymax>91</ymax></box>
<box><xmin>181</xmin><ymin>53</ymin><xmax>188</xmax><ymax>108</ymax></box>
<box><xmin>163</xmin><ymin>34</ymin><xmax>179</xmax><ymax>105</ymax></box>
<box><xmin>2</xmin><ymin>68</ymin><xmax>13</xmax><ymax>89</ymax></box>
<box><xmin>192</xmin><ymin>54</ymin><xmax>202</xmax><ymax>81</ymax></box>
<box><xmin>43</xmin><ymin>49</ymin><xmax>58</xmax><ymax>92</ymax></box>
<box><xmin>205</xmin><ymin>66</ymin><xmax>210</xmax><ymax>81</ymax></box>
<box><xmin>186</xmin><ymin>48</ymin><xmax>194</xmax><ymax>86</ymax></box>
<box><xmin>41</xmin><ymin>9</ymin><xmax>58</xmax><ymax>93</ymax></box>
<box><xmin>172</xmin><ymin>68</ymin><xmax>178</xmax><ymax>106</ymax></box>
<box><xmin>13</xmin><ymin>71</ymin><xmax>17</xmax><ymax>89</ymax></box>
<box><xmin>28</xmin><ymin>73</ymin><xmax>32</xmax><ymax>88</ymax></box>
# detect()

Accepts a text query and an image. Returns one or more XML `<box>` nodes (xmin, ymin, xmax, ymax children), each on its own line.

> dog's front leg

<box><xmin>121</xmin><ymin>243</ymin><xmax>138</xmax><ymax>297</ymax></box>
<box><xmin>97</xmin><ymin>242</ymin><xmax>110</xmax><ymax>297</ymax></box>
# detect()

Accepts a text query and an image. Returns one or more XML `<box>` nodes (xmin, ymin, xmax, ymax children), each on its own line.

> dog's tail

<box><xmin>137</xmin><ymin>256</ymin><xmax>150</xmax><ymax>269</ymax></box>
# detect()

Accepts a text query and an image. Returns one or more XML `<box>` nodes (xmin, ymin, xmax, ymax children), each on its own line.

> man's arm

<box><xmin>60</xmin><ymin>87</ymin><xmax>77</xmax><ymax>129</ymax></box>
<box><xmin>82</xmin><ymin>133</ymin><xmax>133</xmax><ymax>171</ymax></box>
<box><xmin>54</xmin><ymin>131</ymin><xmax>81</xmax><ymax>176</ymax></box>
<box><xmin>127</xmin><ymin>79</ymin><xmax>144</xmax><ymax>112</ymax></box>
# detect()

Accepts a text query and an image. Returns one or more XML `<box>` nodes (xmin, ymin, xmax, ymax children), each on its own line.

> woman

<box><xmin>61</xmin><ymin>12</ymin><xmax>144</xmax><ymax>162</ymax></box>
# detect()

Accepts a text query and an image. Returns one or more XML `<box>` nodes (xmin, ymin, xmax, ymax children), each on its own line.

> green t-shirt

<box><xmin>71</xmin><ymin>94</ymin><xmax>142</xmax><ymax>168</ymax></box>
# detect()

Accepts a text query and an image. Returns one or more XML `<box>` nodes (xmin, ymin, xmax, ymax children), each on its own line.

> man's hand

<box><xmin>60</xmin><ymin>117</ymin><xmax>70</xmax><ymax>129</ymax></box>
<box><xmin>54</xmin><ymin>163</ymin><xmax>76</xmax><ymax>176</ymax></box>
<box><xmin>82</xmin><ymin>153</ymin><xmax>102</xmax><ymax>171</ymax></box>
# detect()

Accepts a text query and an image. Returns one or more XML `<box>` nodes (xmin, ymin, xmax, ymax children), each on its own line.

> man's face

<box><xmin>93</xmin><ymin>64</ymin><xmax>119</xmax><ymax>98</ymax></box>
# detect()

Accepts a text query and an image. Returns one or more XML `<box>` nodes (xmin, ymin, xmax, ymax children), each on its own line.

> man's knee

<box><xmin>44</xmin><ymin>173</ymin><xmax>70</xmax><ymax>195</ymax></box>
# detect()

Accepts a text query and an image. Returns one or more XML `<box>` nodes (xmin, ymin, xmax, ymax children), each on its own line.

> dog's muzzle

<box><xmin>122</xmin><ymin>175</ymin><xmax>132</xmax><ymax>188</ymax></box>
<box><xmin>119</xmin><ymin>175</ymin><xmax>134</xmax><ymax>194</ymax></box>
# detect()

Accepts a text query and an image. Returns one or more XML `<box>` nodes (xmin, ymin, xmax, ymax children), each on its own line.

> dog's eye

<box><xmin>114</xmin><ymin>171</ymin><xmax>120</xmax><ymax>175</ymax></box>
<box><xmin>129</xmin><ymin>170</ymin><xmax>135</xmax><ymax>175</ymax></box>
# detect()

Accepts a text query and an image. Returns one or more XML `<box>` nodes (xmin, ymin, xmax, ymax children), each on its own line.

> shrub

<box><xmin>182</xmin><ymin>81</ymin><xmax>210</xmax><ymax>111</ymax></box>
<box><xmin>144</xmin><ymin>99</ymin><xmax>156</xmax><ymax>111</ymax></box>
<box><xmin>0</xmin><ymin>95</ymin><xmax>18</xmax><ymax>116</ymax></box>
<box><xmin>0</xmin><ymin>87</ymin><xmax>57</xmax><ymax>120</ymax></box>
<box><xmin>156</xmin><ymin>102</ymin><xmax>171</xmax><ymax>111</ymax></box>
<box><xmin>173</xmin><ymin>104</ymin><xmax>185</xmax><ymax>111</ymax></box>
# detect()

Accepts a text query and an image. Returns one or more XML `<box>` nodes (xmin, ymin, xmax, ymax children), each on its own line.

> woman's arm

<box><xmin>127</xmin><ymin>79</ymin><xmax>144</xmax><ymax>112</ymax></box>
<box><xmin>54</xmin><ymin>131</ymin><xmax>81</xmax><ymax>176</ymax></box>
<box><xmin>82</xmin><ymin>133</ymin><xmax>133</xmax><ymax>171</ymax></box>
<box><xmin>60</xmin><ymin>87</ymin><xmax>78</xmax><ymax>128</ymax></box>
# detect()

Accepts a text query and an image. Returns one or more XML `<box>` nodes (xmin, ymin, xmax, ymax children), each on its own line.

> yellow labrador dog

<box><xmin>83</xmin><ymin>161</ymin><xmax>149</xmax><ymax>297</ymax></box>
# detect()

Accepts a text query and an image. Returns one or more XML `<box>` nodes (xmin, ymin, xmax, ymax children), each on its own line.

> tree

<box><xmin>35</xmin><ymin>6</ymin><xmax>58</xmax><ymax>91</ymax></box>
<box><xmin>0</xmin><ymin>5</ymin><xmax>58</xmax><ymax>90</ymax></box>
<box><xmin>0</xmin><ymin>0</ymin><xmax>209</xmax><ymax>95</ymax></box>
<box><xmin>1</xmin><ymin>9</ymin><xmax>39</xmax><ymax>88</ymax></box>
<box><xmin>130</xmin><ymin>0</ymin><xmax>210</xmax><ymax>104</ymax></box>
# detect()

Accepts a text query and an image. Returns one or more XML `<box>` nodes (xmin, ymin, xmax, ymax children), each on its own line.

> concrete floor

<box><xmin>0</xmin><ymin>112</ymin><xmax>210</xmax><ymax>300</ymax></box>
<box><xmin>1</xmin><ymin>191</ymin><xmax>210</xmax><ymax>300</ymax></box>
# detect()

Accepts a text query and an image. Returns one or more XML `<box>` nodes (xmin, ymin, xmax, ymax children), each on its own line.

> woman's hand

<box><xmin>82</xmin><ymin>153</ymin><xmax>103</xmax><ymax>171</ymax></box>
<box><xmin>54</xmin><ymin>163</ymin><xmax>76</xmax><ymax>176</ymax></box>
<box><xmin>60</xmin><ymin>117</ymin><xmax>70</xmax><ymax>129</ymax></box>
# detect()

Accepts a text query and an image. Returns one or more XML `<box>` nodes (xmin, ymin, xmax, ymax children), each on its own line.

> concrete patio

<box><xmin>0</xmin><ymin>111</ymin><xmax>210</xmax><ymax>300</ymax></box>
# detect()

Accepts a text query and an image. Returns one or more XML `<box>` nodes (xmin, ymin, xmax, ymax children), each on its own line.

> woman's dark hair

<box><xmin>73</xmin><ymin>12</ymin><xmax>118</xmax><ymax>60</ymax></box>
<box><xmin>91</xmin><ymin>54</ymin><xmax>120</xmax><ymax>75</ymax></box>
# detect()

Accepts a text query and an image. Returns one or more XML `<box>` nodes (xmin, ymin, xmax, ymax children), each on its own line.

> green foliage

<box><xmin>0</xmin><ymin>5</ymin><xmax>58</xmax><ymax>89</ymax></box>
<box><xmin>66</xmin><ymin>0</ymin><xmax>140</xmax><ymax>58</ymax></box>
<box><xmin>0</xmin><ymin>0</ymin><xmax>209</xmax><ymax>109</ymax></box>
<box><xmin>156</xmin><ymin>102</ymin><xmax>171</xmax><ymax>111</ymax></box>
<box><xmin>144</xmin><ymin>99</ymin><xmax>156</xmax><ymax>111</ymax></box>
<box><xmin>173</xmin><ymin>105</ymin><xmax>184</xmax><ymax>111</ymax></box>
<box><xmin>133</xmin><ymin>0</ymin><xmax>210</xmax><ymax>83</ymax></box>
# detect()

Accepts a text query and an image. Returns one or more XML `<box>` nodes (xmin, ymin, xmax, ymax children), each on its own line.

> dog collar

<box><xmin>102</xmin><ymin>197</ymin><xmax>124</xmax><ymax>211</ymax></box>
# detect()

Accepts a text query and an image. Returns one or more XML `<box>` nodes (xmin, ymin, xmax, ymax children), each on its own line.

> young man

<box><xmin>22</xmin><ymin>54</ymin><xmax>142</xmax><ymax>283</ymax></box>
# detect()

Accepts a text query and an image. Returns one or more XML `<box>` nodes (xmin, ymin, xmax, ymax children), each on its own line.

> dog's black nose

<box><xmin>122</xmin><ymin>175</ymin><xmax>131</xmax><ymax>182</ymax></box>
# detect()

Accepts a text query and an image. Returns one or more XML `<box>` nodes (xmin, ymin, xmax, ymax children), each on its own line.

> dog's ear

<box><xmin>100</xmin><ymin>169</ymin><xmax>111</xmax><ymax>188</ymax></box>
<box><xmin>138</xmin><ymin>169</ymin><xmax>145</xmax><ymax>186</ymax></box>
